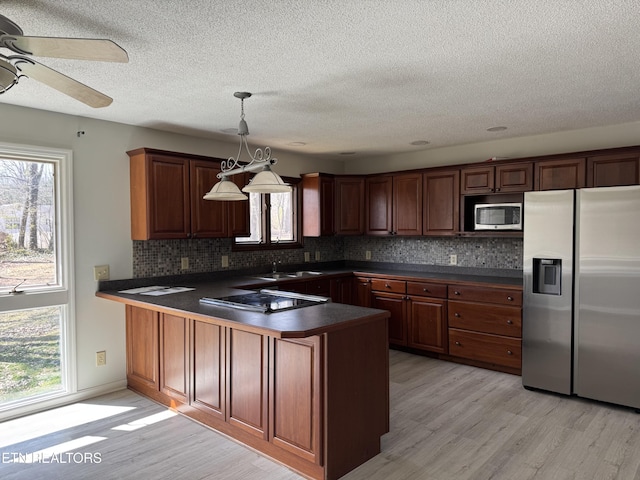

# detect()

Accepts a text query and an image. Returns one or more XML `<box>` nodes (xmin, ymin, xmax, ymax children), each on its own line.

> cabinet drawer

<box><xmin>448</xmin><ymin>301</ymin><xmax>521</xmax><ymax>337</ymax></box>
<box><xmin>448</xmin><ymin>285</ymin><xmax>522</xmax><ymax>306</ymax></box>
<box><xmin>371</xmin><ymin>278</ymin><xmax>406</xmax><ymax>294</ymax></box>
<box><xmin>306</xmin><ymin>278</ymin><xmax>331</xmax><ymax>296</ymax></box>
<box><xmin>406</xmin><ymin>281</ymin><xmax>447</xmax><ymax>298</ymax></box>
<box><xmin>449</xmin><ymin>328</ymin><xmax>521</xmax><ymax>369</ymax></box>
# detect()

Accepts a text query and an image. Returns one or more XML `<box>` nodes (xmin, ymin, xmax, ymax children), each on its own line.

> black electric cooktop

<box><xmin>199</xmin><ymin>289</ymin><xmax>330</xmax><ymax>313</ymax></box>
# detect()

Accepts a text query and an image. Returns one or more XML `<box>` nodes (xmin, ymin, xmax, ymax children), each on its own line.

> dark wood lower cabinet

<box><xmin>123</xmin><ymin>305</ymin><xmax>389</xmax><ymax>480</ymax></box>
<box><xmin>407</xmin><ymin>296</ymin><xmax>447</xmax><ymax>354</ymax></box>
<box><xmin>372</xmin><ymin>291</ymin><xmax>407</xmax><ymax>346</ymax></box>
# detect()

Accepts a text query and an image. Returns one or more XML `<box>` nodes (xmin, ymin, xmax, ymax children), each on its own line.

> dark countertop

<box><xmin>97</xmin><ymin>263</ymin><xmax>522</xmax><ymax>338</ymax></box>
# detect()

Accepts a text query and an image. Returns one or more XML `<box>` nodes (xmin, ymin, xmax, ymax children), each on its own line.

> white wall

<box><xmin>0</xmin><ymin>103</ymin><xmax>343</xmax><ymax>396</ymax></box>
<box><xmin>344</xmin><ymin>120</ymin><xmax>640</xmax><ymax>174</ymax></box>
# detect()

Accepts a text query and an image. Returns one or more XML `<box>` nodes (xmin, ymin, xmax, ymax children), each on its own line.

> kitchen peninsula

<box><xmin>96</xmin><ymin>278</ymin><xmax>390</xmax><ymax>480</ymax></box>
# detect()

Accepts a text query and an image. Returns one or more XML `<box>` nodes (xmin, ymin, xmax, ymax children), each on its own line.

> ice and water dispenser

<box><xmin>533</xmin><ymin>258</ymin><xmax>562</xmax><ymax>295</ymax></box>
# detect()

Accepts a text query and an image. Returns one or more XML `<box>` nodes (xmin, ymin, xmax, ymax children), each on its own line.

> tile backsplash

<box><xmin>133</xmin><ymin>235</ymin><xmax>522</xmax><ymax>278</ymax></box>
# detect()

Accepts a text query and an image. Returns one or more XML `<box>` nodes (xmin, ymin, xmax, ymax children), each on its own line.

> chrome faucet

<box><xmin>272</xmin><ymin>259</ymin><xmax>280</xmax><ymax>273</ymax></box>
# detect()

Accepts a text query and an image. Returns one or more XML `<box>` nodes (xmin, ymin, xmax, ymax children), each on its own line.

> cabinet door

<box><xmin>535</xmin><ymin>158</ymin><xmax>586</xmax><ymax>190</ymax></box>
<box><xmin>393</xmin><ymin>173</ymin><xmax>422</xmax><ymax>235</ymax></box>
<box><xmin>307</xmin><ymin>278</ymin><xmax>331</xmax><ymax>297</ymax></box>
<box><xmin>372</xmin><ymin>292</ymin><xmax>407</xmax><ymax>346</ymax></box>
<box><xmin>270</xmin><ymin>336</ymin><xmax>322</xmax><ymax>464</ymax></box>
<box><xmin>229</xmin><ymin>172</ymin><xmax>251</xmax><ymax>237</ymax></box>
<box><xmin>159</xmin><ymin>313</ymin><xmax>189</xmax><ymax>403</ymax></box>
<box><xmin>461</xmin><ymin>166</ymin><xmax>494</xmax><ymax>194</ymax></box>
<box><xmin>495</xmin><ymin>162</ymin><xmax>533</xmax><ymax>192</ymax></box>
<box><xmin>148</xmin><ymin>155</ymin><xmax>191</xmax><ymax>239</ymax></box>
<box><xmin>330</xmin><ymin>276</ymin><xmax>354</xmax><ymax>304</ymax></box>
<box><xmin>302</xmin><ymin>174</ymin><xmax>334</xmax><ymax>237</ymax></box>
<box><xmin>191</xmin><ymin>321</ymin><xmax>225</xmax><ymax>420</ymax></box>
<box><xmin>126</xmin><ymin>305</ymin><xmax>159</xmax><ymax>392</ymax></box>
<box><xmin>423</xmin><ymin>170</ymin><xmax>459</xmax><ymax>235</ymax></box>
<box><xmin>408</xmin><ymin>296</ymin><xmax>447</xmax><ymax>354</ymax></box>
<box><xmin>353</xmin><ymin>277</ymin><xmax>372</xmax><ymax>307</ymax></box>
<box><xmin>587</xmin><ymin>152</ymin><xmax>640</xmax><ymax>187</ymax></box>
<box><xmin>335</xmin><ymin>177</ymin><xmax>365</xmax><ymax>235</ymax></box>
<box><xmin>190</xmin><ymin>159</ymin><xmax>228</xmax><ymax>238</ymax></box>
<box><xmin>227</xmin><ymin>329</ymin><xmax>268</xmax><ymax>439</ymax></box>
<box><xmin>366</xmin><ymin>175</ymin><xmax>393</xmax><ymax>235</ymax></box>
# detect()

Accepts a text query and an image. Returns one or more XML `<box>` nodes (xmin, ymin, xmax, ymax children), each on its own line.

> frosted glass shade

<box><xmin>203</xmin><ymin>179</ymin><xmax>248</xmax><ymax>201</ymax></box>
<box><xmin>242</xmin><ymin>168</ymin><xmax>291</xmax><ymax>193</ymax></box>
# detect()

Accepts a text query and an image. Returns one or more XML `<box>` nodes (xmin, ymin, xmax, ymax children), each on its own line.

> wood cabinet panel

<box><xmin>353</xmin><ymin>277</ymin><xmax>372</xmax><ymax>307</ymax></box>
<box><xmin>372</xmin><ymin>291</ymin><xmax>407</xmax><ymax>346</ymax></box>
<box><xmin>302</xmin><ymin>173</ymin><xmax>334</xmax><ymax>237</ymax></box>
<box><xmin>227</xmin><ymin>329</ymin><xmax>268</xmax><ymax>439</ymax></box>
<box><xmin>495</xmin><ymin>163</ymin><xmax>533</xmax><ymax>192</ymax></box>
<box><xmin>330</xmin><ymin>276</ymin><xmax>354</xmax><ymax>304</ymax></box>
<box><xmin>306</xmin><ymin>278</ymin><xmax>331</xmax><ymax>297</ymax></box>
<box><xmin>406</xmin><ymin>281</ymin><xmax>447</xmax><ymax>298</ymax></box>
<box><xmin>148</xmin><ymin>155</ymin><xmax>191</xmax><ymax>238</ymax></box>
<box><xmin>334</xmin><ymin>176</ymin><xmax>365</xmax><ymax>235</ymax></box>
<box><xmin>535</xmin><ymin>158</ymin><xmax>586</xmax><ymax>190</ymax></box>
<box><xmin>448</xmin><ymin>300</ymin><xmax>522</xmax><ymax>337</ymax></box>
<box><xmin>587</xmin><ymin>152</ymin><xmax>640</xmax><ymax>187</ymax></box>
<box><xmin>190</xmin><ymin>159</ymin><xmax>228</xmax><ymax>238</ymax></box>
<box><xmin>370</xmin><ymin>278</ymin><xmax>406</xmax><ymax>294</ymax></box>
<box><xmin>449</xmin><ymin>328</ymin><xmax>521</xmax><ymax>369</ymax></box>
<box><xmin>423</xmin><ymin>169</ymin><xmax>459</xmax><ymax>235</ymax></box>
<box><xmin>461</xmin><ymin>166</ymin><xmax>494</xmax><ymax>194</ymax></box>
<box><xmin>191</xmin><ymin>321</ymin><xmax>225</xmax><ymax>420</ymax></box>
<box><xmin>408</xmin><ymin>296</ymin><xmax>447</xmax><ymax>354</ymax></box>
<box><xmin>366</xmin><ymin>175</ymin><xmax>393</xmax><ymax>235</ymax></box>
<box><xmin>448</xmin><ymin>284</ymin><xmax>522</xmax><ymax>306</ymax></box>
<box><xmin>271</xmin><ymin>337</ymin><xmax>322</xmax><ymax>464</ymax></box>
<box><xmin>126</xmin><ymin>305</ymin><xmax>159</xmax><ymax>391</ymax></box>
<box><xmin>159</xmin><ymin>313</ymin><xmax>189</xmax><ymax>403</ymax></box>
<box><xmin>229</xmin><ymin>172</ymin><xmax>251</xmax><ymax>237</ymax></box>
<box><xmin>393</xmin><ymin>172</ymin><xmax>422</xmax><ymax>235</ymax></box>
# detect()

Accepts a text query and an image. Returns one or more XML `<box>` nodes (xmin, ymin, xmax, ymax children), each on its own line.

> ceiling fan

<box><xmin>0</xmin><ymin>14</ymin><xmax>128</xmax><ymax>108</ymax></box>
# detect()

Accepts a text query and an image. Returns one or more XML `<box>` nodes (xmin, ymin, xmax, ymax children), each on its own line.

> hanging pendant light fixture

<box><xmin>203</xmin><ymin>92</ymin><xmax>291</xmax><ymax>201</ymax></box>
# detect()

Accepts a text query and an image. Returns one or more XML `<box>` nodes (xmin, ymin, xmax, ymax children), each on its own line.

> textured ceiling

<box><xmin>1</xmin><ymin>0</ymin><xmax>640</xmax><ymax>161</ymax></box>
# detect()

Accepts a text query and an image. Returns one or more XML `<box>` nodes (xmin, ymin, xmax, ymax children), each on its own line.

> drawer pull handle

<box><xmin>423</xmin><ymin>288</ymin><xmax>429</xmax><ymax>292</ymax></box>
<box><xmin>507</xmin><ymin>320</ymin><xmax>513</xmax><ymax>325</ymax></box>
<box><xmin>454</xmin><ymin>291</ymin><xmax>461</xmax><ymax>295</ymax></box>
<box><xmin>507</xmin><ymin>296</ymin><xmax>514</xmax><ymax>301</ymax></box>
<box><xmin>455</xmin><ymin>341</ymin><xmax>461</xmax><ymax>346</ymax></box>
<box><xmin>454</xmin><ymin>313</ymin><xmax>460</xmax><ymax>318</ymax></box>
<box><xmin>507</xmin><ymin>350</ymin><xmax>513</xmax><ymax>355</ymax></box>
<box><xmin>385</xmin><ymin>283</ymin><xmax>391</xmax><ymax>288</ymax></box>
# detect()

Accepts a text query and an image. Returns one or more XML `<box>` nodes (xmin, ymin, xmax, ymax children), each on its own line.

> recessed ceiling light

<box><xmin>288</xmin><ymin>142</ymin><xmax>307</xmax><ymax>146</ymax></box>
<box><xmin>487</xmin><ymin>126</ymin><xmax>508</xmax><ymax>132</ymax></box>
<box><xmin>221</xmin><ymin>127</ymin><xmax>237</xmax><ymax>134</ymax></box>
<box><xmin>339</xmin><ymin>152</ymin><xmax>356</xmax><ymax>156</ymax></box>
<box><xmin>410</xmin><ymin>140</ymin><xmax>430</xmax><ymax>146</ymax></box>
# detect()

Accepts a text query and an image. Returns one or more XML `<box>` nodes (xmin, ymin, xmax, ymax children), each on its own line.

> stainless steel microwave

<box><xmin>474</xmin><ymin>203</ymin><xmax>522</xmax><ymax>230</ymax></box>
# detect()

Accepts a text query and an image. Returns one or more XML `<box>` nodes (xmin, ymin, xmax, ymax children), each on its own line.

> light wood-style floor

<box><xmin>1</xmin><ymin>350</ymin><xmax>640</xmax><ymax>480</ymax></box>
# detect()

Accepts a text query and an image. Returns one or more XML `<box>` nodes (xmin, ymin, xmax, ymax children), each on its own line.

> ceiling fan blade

<box><xmin>14</xmin><ymin>59</ymin><xmax>113</xmax><ymax>108</ymax></box>
<box><xmin>4</xmin><ymin>36</ymin><xmax>129</xmax><ymax>63</ymax></box>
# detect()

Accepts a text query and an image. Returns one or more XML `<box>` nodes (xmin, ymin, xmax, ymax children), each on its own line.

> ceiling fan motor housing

<box><xmin>0</xmin><ymin>58</ymin><xmax>19</xmax><ymax>93</ymax></box>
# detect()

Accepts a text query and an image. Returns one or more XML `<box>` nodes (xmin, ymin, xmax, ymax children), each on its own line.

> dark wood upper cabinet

<box><xmin>128</xmin><ymin>148</ymin><xmax>249</xmax><ymax>240</ymax></box>
<box><xmin>302</xmin><ymin>173</ymin><xmax>335</xmax><ymax>237</ymax></box>
<box><xmin>229</xmin><ymin>172</ymin><xmax>251</xmax><ymax>237</ymax></box>
<box><xmin>461</xmin><ymin>163</ymin><xmax>532</xmax><ymax>194</ymax></box>
<box><xmin>423</xmin><ymin>169</ymin><xmax>459</xmax><ymax>236</ymax></box>
<box><xmin>587</xmin><ymin>152</ymin><xmax>640</xmax><ymax>187</ymax></box>
<box><xmin>535</xmin><ymin>158</ymin><xmax>586</xmax><ymax>190</ymax></box>
<box><xmin>366</xmin><ymin>173</ymin><xmax>422</xmax><ymax>235</ymax></box>
<box><xmin>335</xmin><ymin>176</ymin><xmax>365</xmax><ymax>235</ymax></box>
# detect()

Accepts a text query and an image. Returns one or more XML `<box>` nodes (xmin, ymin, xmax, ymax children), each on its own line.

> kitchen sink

<box><xmin>253</xmin><ymin>271</ymin><xmax>323</xmax><ymax>281</ymax></box>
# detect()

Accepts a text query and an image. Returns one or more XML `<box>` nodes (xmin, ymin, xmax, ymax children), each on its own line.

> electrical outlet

<box><xmin>304</xmin><ymin>252</ymin><xmax>310</xmax><ymax>262</ymax></box>
<box><xmin>449</xmin><ymin>254</ymin><xmax>457</xmax><ymax>265</ymax></box>
<box><xmin>366</xmin><ymin>250</ymin><xmax>372</xmax><ymax>260</ymax></box>
<box><xmin>181</xmin><ymin>257</ymin><xmax>189</xmax><ymax>270</ymax></box>
<box><xmin>96</xmin><ymin>350</ymin><xmax>106</xmax><ymax>366</ymax></box>
<box><xmin>93</xmin><ymin>265</ymin><xmax>110</xmax><ymax>281</ymax></box>
<box><xmin>315</xmin><ymin>251</ymin><xmax>321</xmax><ymax>261</ymax></box>
<box><xmin>221</xmin><ymin>255</ymin><xmax>229</xmax><ymax>268</ymax></box>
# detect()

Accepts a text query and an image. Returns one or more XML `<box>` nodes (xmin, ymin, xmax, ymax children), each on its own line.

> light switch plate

<box><xmin>221</xmin><ymin>255</ymin><xmax>229</xmax><ymax>268</ymax></box>
<box><xmin>304</xmin><ymin>252</ymin><xmax>310</xmax><ymax>262</ymax></box>
<box><xmin>315</xmin><ymin>251</ymin><xmax>321</xmax><ymax>261</ymax></box>
<box><xmin>449</xmin><ymin>254</ymin><xmax>457</xmax><ymax>265</ymax></box>
<box><xmin>366</xmin><ymin>251</ymin><xmax>372</xmax><ymax>260</ymax></box>
<box><xmin>181</xmin><ymin>257</ymin><xmax>189</xmax><ymax>270</ymax></box>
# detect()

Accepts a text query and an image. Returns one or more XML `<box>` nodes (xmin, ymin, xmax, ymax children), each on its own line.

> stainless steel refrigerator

<box><xmin>522</xmin><ymin>185</ymin><xmax>640</xmax><ymax>410</ymax></box>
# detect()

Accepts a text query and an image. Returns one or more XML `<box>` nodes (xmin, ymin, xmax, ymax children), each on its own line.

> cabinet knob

<box><xmin>507</xmin><ymin>350</ymin><xmax>513</xmax><ymax>355</ymax></box>
<box><xmin>454</xmin><ymin>291</ymin><xmax>461</xmax><ymax>295</ymax></box>
<box><xmin>454</xmin><ymin>313</ymin><xmax>460</xmax><ymax>318</ymax></box>
<box><xmin>455</xmin><ymin>341</ymin><xmax>461</xmax><ymax>346</ymax></box>
<box><xmin>423</xmin><ymin>288</ymin><xmax>429</xmax><ymax>293</ymax></box>
<box><xmin>496</xmin><ymin>187</ymin><xmax>501</xmax><ymax>192</ymax></box>
<box><xmin>385</xmin><ymin>283</ymin><xmax>391</xmax><ymax>288</ymax></box>
<box><xmin>507</xmin><ymin>296</ymin><xmax>514</xmax><ymax>301</ymax></box>
<box><xmin>507</xmin><ymin>319</ymin><xmax>513</xmax><ymax>325</ymax></box>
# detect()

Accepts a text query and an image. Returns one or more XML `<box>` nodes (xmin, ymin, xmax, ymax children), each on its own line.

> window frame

<box><xmin>0</xmin><ymin>142</ymin><xmax>76</xmax><ymax>415</ymax></box>
<box><xmin>232</xmin><ymin>176</ymin><xmax>303</xmax><ymax>251</ymax></box>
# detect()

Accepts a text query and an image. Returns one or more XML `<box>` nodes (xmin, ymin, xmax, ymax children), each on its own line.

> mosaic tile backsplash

<box><xmin>133</xmin><ymin>235</ymin><xmax>522</xmax><ymax>278</ymax></box>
